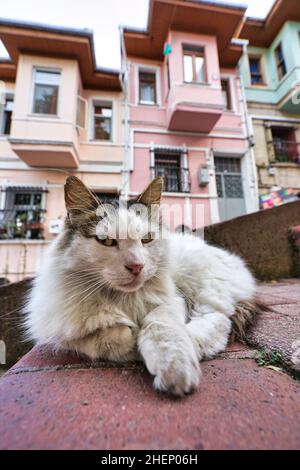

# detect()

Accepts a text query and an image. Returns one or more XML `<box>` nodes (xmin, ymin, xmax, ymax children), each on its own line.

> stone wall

<box><xmin>203</xmin><ymin>200</ymin><xmax>300</xmax><ymax>280</ymax></box>
<box><xmin>0</xmin><ymin>279</ymin><xmax>33</xmax><ymax>368</ymax></box>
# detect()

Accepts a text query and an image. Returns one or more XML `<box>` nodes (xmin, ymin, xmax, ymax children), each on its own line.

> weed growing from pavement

<box><xmin>256</xmin><ymin>348</ymin><xmax>282</xmax><ymax>367</ymax></box>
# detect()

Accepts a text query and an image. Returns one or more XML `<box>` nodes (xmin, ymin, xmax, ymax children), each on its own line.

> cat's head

<box><xmin>61</xmin><ymin>176</ymin><xmax>167</xmax><ymax>292</ymax></box>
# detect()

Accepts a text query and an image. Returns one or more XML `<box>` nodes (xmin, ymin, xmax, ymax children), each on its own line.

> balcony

<box><xmin>166</xmin><ymin>82</ymin><xmax>223</xmax><ymax>133</ymax></box>
<box><xmin>246</xmin><ymin>66</ymin><xmax>300</xmax><ymax>113</ymax></box>
<box><xmin>0</xmin><ymin>208</ymin><xmax>45</xmax><ymax>240</ymax></box>
<box><xmin>5</xmin><ymin>54</ymin><xmax>81</xmax><ymax>169</ymax></box>
<box><xmin>0</xmin><ymin>186</ymin><xmax>47</xmax><ymax>240</ymax></box>
<box><xmin>278</xmin><ymin>67</ymin><xmax>300</xmax><ymax>114</ymax></box>
<box><xmin>9</xmin><ymin>138</ymin><xmax>79</xmax><ymax>169</ymax></box>
<box><xmin>269</xmin><ymin>139</ymin><xmax>300</xmax><ymax>164</ymax></box>
<box><xmin>155</xmin><ymin>166</ymin><xmax>190</xmax><ymax>193</ymax></box>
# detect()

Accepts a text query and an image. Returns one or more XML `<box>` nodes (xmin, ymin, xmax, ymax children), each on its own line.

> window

<box><xmin>0</xmin><ymin>96</ymin><xmax>13</xmax><ymax>135</ymax></box>
<box><xmin>166</xmin><ymin>59</ymin><xmax>171</xmax><ymax>92</ymax></box>
<box><xmin>95</xmin><ymin>192</ymin><xmax>119</xmax><ymax>205</ymax></box>
<box><xmin>154</xmin><ymin>153</ymin><xmax>190</xmax><ymax>193</ymax></box>
<box><xmin>215</xmin><ymin>157</ymin><xmax>244</xmax><ymax>199</ymax></box>
<box><xmin>183</xmin><ymin>46</ymin><xmax>205</xmax><ymax>83</ymax></box>
<box><xmin>221</xmin><ymin>79</ymin><xmax>231</xmax><ymax>110</ymax></box>
<box><xmin>32</xmin><ymin>69</ymin><xmax>60</xmax><ymax>115</ymax></box>
<box><xmin>0</xmin><ymin>188</ymin><xmax>45</xmax><ymax>240</ymax></box>
<box><xmin>139</xmin><ymin>71</ymin><xmax>156</xmax><ymax>104</ymax></box>
<box><xmin>76</xmin><ymin>95</ymin><xmax>86</xmax><ymax>128</ymax></box>
<box><xmin>275</xmin><ymin>44</ymin><xmax>287</xmax><ymax>81</ymax></box>
<box><xmin>92</xmin><ymin>101</ymin><xmax>112</xmax><ymax>141</ymax></box>
<box><xmin>249</xmin><ymin>56</ymin><xmax>264</xmax><ymax>85</ymax></box>
<box><xmin>270</xmin><ymin>126</ymin><xmax>299</xmax><ymax>163</ymax></box>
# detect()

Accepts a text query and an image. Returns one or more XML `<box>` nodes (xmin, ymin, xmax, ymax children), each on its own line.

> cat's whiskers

<box><xmin>62</xmin><ymin>268</ymin><xmax>106</xmax><ymax>284</ymax></box>
<box><xmin>63</xmin><ymin>276</ymin><xmax>105</xmax><ymax>303</ymax></box>
<box><xmin>62</xmin><ymin>272</ymin><xmax>103</xmax><ymax>288</ymax></box>
<box><xmin>63</xmin><ymin>267</ymin><xmax>108</xmax><ymax>276</ymax></box>
<box><xmin>62</xmin><ymin>274</ymin><xmax>103</xmax><ymax>296</ymax></box>
<box><xmin>76</xmin><ymin>278</ymin><xmax>111</xmax><ymax>306</ymax></box>
<box><xmin>63</xmin><ymin>281</ymin><xmax>100</xmax><ymax>298</ymax></box>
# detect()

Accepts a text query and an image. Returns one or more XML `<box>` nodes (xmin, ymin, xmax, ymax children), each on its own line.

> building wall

<box><xmin>11</xmin><ymin>55</ymin><xmax>78</xmax><ymax>143</ymax></box>
<box><xmin>6</xmin><ymin>54</ymin><xmax>124</xmax><ymax>172</ymax></box>
<box><xmin>0</xmin><ymin>54</ymin><xmax>125</xmax><ymax>281</ymax></box>
<box><xmin>127</xmin><ymin>30</ymin><xmax>254</xmax><ymax>229</ymax></box>
<box><xmin>79</xmin><ymin>88</ymin><xmax>124</xmax><ymax>167</ymax></box>
<box><xmin>0</xmin><ymin>240</ymin><xmax>49</xmax><ymax>283</ymax></box>
<box><xmin>241</xmin><ymin>21</ymin><xmax>300</xmax><ymax>195</ymax></box>
<box><xmin>242</xmin><ymin>22</ymin><xmax>300</xmax><ymax>105</ymax></box>
<box><xmin>0</xmin><ymin>23</ymin><xmax>261</xmax><ymax>279</ymax></box>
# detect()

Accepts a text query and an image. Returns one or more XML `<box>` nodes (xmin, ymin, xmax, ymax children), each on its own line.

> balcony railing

<box><xmin>269</xmin><ymin>140</ymin><xmax>300</xmax><ymax>164</ymax></box>
<box><xmin>155</xmin><ymin>167</ymin><xmax>190</xmax><ymax>193</ymax></box>
<box><xmin>0</xmin><ymin>209</ymin><xmax>45</xmax><ymax>240</ymax></box>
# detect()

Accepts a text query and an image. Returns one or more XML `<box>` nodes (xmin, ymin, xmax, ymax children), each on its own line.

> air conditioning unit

<box><xmin>198</xmin><ymin>166</ymin><xmax>210</xmax><ymax>186</ymax></box>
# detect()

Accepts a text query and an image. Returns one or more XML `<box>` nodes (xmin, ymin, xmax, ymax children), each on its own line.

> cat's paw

<box><xmin>152</xmin><ymin>348</ymin><xmax>201</xmax><ymax>397</ymax></box>
<box><xmin>187</xmin><ymin>313</ymin><xmax>231</xmax><ymax>359</ymax></box>
<box><xmin>100</xmin><ymin>325</ymin><xmax>137</xmax><ymax>361</ymax></box>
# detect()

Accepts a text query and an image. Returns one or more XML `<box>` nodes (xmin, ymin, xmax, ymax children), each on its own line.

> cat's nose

<box><xmin>125</xmin><ymin>264</ymin><xmax>144</xmax><ymax>276</ymax></box>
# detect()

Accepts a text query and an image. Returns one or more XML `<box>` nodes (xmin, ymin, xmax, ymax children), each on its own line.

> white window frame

<box><xmin>247</xmin><ymin>54</ymin><xmax>267</xmax><ymax>87</ymax></box>
<box><xmin>151</xmin><ymin>146</ymin><xmax>189</xmax><ymax>193</ymax></box>
<box><xmin>0</xmin><ymin>184</ymin><xmax>47</xmax><ymax>240</ymax></box>
<box><xmin>182</xmin><ymin>45</ymin><xmax>207</xmax><ymax>84</ymax></box>
<box><xmin>220</xmin><ymin>75</ymin><xmax>236</xmax><ymax>113</ymax></box>
<box><xmin>31</xmin><ymin>67</ymin><xmax>61</xmax><ymax>117</ymax></box>
<box><xmin>76</xmin><ymin>95</ymin><xmax>88</xmax><ymax>129</ymax></box>
<box><xmin>135</xmin><ymin>64</ymin><xmax>161</xmax><ymax>106</ymax></box>
<box><xmin>0</xmin><ymin>92</ymin><xmax>14</xmax><ymax>135</ymax></box>
<box><xmin>88</xmin><ymin>97</ymin><xmax>115</xmax><ymax>143</ymax></box>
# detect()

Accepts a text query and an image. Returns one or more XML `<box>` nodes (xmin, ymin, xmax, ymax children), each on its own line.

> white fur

<box><xmin>25</xmin><ymin>208</ymin><xmax>255</xmax><ymax>396</ymax></box>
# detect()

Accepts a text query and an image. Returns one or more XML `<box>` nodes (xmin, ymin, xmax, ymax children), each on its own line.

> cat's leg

<box><xmin>186</xmin><ymin>305</ymin><xmax>232</xmax><ymax>359</ymax></box>
<box><xmin>65</xmin><ymin>324</ymin><xmax>138</xmax><ymax>362</ymax></box>
<box><xmin>138</xmin><ymin>297</ymin><xmax>201</xmax><ymax>397</ymax></box>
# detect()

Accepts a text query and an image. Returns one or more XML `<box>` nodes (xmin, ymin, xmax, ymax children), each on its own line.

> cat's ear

<box><xmin>64</xmin><ymin>176</ymin><xmax>98</xmax><ymax>227</ymax></box>
<box><xmin>136</xmin><ymin>177</ymin><xmax>163</xmax><ymax>206</ymax></box>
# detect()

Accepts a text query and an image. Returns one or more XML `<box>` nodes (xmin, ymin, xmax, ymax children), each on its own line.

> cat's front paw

<box><xmin>100</xmin><ymin>325</ymin><xmax>137</xmax><ymax>361</ymax></box>
<box><xmin>152</xmin><ymin>348</ymin><xmax>201</xmax><ymax>397</ymax></box>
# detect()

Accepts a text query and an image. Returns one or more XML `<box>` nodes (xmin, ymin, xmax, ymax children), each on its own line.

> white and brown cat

<box><xmin>25</xmin><ymin>176</ymin><xmax>260</xmax><ymax>396</ymax></box>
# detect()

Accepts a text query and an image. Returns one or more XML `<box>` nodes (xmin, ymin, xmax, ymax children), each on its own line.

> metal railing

<box><xmin>0</xmin><ymin>209</ymin><xmax>45</xmax><ymax>240</ymax></box>
<box><xmin>269</xmin><ymin>140</ymin><xmax>300</xmax><ymax>164</ymax></box>
<box><xmin>155</xmin><ymin>167</ymin><xmax>190</xmax><ymax>193</ymax></box>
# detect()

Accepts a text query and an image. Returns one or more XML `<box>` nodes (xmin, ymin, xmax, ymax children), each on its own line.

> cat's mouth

<box><xmin>116</xmin><ymin>276</ymin><xmax>145</xmax><ymax>292</ymax></box>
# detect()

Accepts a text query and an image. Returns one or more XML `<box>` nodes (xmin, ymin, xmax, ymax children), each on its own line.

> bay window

<box><xmin>92</xmin><ymin>101</ymin><xmax>112</xmax><ymax>141</ymax></box>
<box><xmin>275</xmin><ymin>43</ymin><xmax>287</xmax><ymax>81</ymax></box>
<box><xmin>139</xmin><ymin>71</ymin><xmax>157</xmax><ymax>104</ymax></box>
<box><xmin>183</xmin><ymin>46</ymin><xmax>206</xmax><ymax>83</ymax></box>
<box><xmin>32</xmin><ymin>69</ymin><xmax>60</xmax><ymax>115</ymax></box>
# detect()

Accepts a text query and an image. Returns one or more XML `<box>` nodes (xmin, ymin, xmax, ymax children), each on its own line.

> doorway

<box><xmin>215</xmin><ymin>156</ymin><xmax>246</xmax><ymax>222</ymax></box>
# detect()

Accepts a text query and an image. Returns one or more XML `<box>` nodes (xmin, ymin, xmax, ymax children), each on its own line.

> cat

<box><xmin>25</xmin><ymin>176</ymin><xmax>260</xmax><ymax>397</ymax></box>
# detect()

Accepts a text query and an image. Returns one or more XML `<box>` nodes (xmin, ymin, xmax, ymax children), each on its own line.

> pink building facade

<box><xmin>0</xmin><ymin>21</ymin><xmax>125</xmax><ymax>281</ymax></box>
<box><xmin>0</xmin><ymin>1</ymin><xmax>260</xmax><ymax>282</ymax></box>
<box><xmin>122</xmin><ymin>0</ymin><xmax>258</xmax><ymax>231</ymax></box>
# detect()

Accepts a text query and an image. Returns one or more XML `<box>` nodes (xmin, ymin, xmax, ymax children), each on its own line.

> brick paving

<box><xmin>250</xmin><ymin>280</ymin><xmax>300</xmax><ymax>374</ymax></box>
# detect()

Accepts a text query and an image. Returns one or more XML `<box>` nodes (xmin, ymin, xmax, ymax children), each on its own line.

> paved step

<box><xmin>250</xmin><ymin>279</ymin><xmax>300</xmax><ymax>374</ymax></box>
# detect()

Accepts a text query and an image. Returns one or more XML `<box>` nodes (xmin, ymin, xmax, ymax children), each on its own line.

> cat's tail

<box><xmin>230</xmin><ymin>298</ymin><xmax>269</xmax><ymax>342</ymax></box>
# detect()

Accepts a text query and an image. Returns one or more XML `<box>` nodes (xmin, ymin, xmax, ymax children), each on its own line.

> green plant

<box><xmin>256</xmin><ymin>348</ymin><xmax>282</xmax><ymax>367</ymax></box>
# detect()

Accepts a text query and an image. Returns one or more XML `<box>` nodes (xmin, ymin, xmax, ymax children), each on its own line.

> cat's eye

<box><xmin>142</xmin><ymin>232</ymin><xmax>154</xmax><ymax>244</ymax></box>
<box><xmin>96</xmin><ymin>236</ymin><xmax>117</xmax><ymax>247</ymax></box>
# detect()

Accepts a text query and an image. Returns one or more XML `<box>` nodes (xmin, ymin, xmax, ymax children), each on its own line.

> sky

<box><xmin>0</xmin><ymin>0</ymin><xmax>276</xmax><ymax>69</ymax></box>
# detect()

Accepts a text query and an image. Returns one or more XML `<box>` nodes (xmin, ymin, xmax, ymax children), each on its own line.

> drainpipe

<box><xmin>119</xmin><ymin>26</ymin><xmax>131</xmax><ymax>201</ymax></box>
<box><xmin>232</xmin><ymin>38</ymin><xmax>259</xmax><ymax>213</ymax></box>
